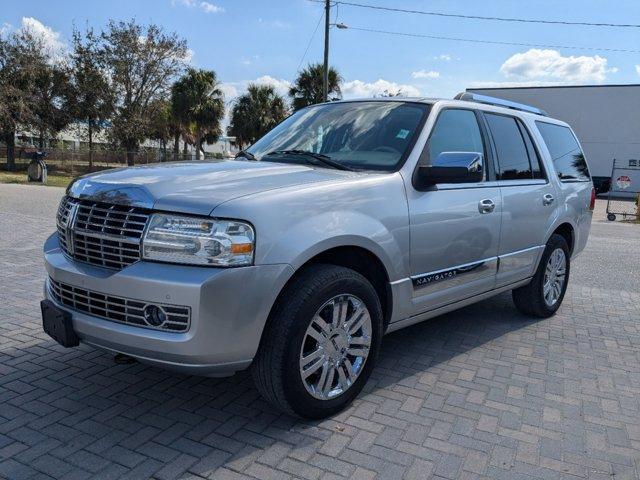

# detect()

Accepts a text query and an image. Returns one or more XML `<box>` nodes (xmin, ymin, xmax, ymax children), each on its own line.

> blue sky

<box><xmin>3</xmin><ymin>0</ymin><xmax>640</xmax><ymax>102</ymax></box>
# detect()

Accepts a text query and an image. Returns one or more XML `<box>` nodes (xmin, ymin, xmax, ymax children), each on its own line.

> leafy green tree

<box><xmin>170</xmin><ymin>68</ymin><xmax>224</xmax><ymax>159</ymax></box>
<box><xmin>0</xmin><ymin>30</ymin><xmax>49</xmax><ymax>170</ymax></box>
<box><xmin>147</xmin><ymin>98</ymin><xmax>173</xmax><ymax>160</ymax></box>
<box><xmin>68</xmin><ymin>27</ymin><xmax>113</xmax><ymax>169</ymax></box>
<box><xmin>101</xmin><ymin>20</ymin><xmax>187</xmax><ymax>165</ymax></box>
<box><xmin>32</xmin><ymin>61</ymin><xmax>72</xmax><ymax>149</ymax></box>
<box><xmin>288</xmin><ymin>63</ymin><xmax>341</xmax><ymax>111</ymax></box>
<box><xmin>229</xmin><ymin>84</ymin><xmax>288</xmax><ymax>149</ymax></box>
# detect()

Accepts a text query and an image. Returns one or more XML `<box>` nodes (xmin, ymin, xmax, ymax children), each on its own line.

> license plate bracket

<box><xmin>41</xmin><ymin>299</ymin><xmax>80</xmax><ymax>347</ymax></box>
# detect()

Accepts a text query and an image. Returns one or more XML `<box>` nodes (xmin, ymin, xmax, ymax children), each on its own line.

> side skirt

<box><xmin>385</xmin><ymin>278</ymin><xmax>531</xmax><ymax>334</ymax></box>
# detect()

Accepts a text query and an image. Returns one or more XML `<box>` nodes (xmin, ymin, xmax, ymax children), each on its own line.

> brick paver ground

<box><xmin>1</xmin><ymin>183</ymin><xmax>639</xmax><ymax>480</ymax></box>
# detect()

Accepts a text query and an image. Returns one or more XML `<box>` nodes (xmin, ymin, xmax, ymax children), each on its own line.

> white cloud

<box><xmin>342</xmin><ymin>79</ymin><xmax>421</xmax><ymax>98</ymax></box>
<box><xmin>636</xmin><ymin>65</ymin><xmax>640</xmax><ymax>76</ymax></box>
<box><xmin>200</xmin><ymin>1</ymin><xmax>224</xmax><ymax>13</ymax></box>
<box><xmin>181</xmin><ymin>48</ymin><xmax>195</xmax><ymax>64</ymax></box>
<box><xmin>240</xmin><ymin>54</ymin><xmax>259</xmax><ymax>66</ymax></box>
<box><xmin>251</xmin><ymin>75</ymin><xmax>292</xmax><ymax>97</ymax></box>
<box><xmin>19</xmin><ymin>17</ymin><xmax>67</xmax><ymax>61</ymax></box>
<box><xmin>173</xmin><ymin>0</ymin><xmax>224</xmax><ymax>14</ymax></box>
<box><xmin>219</xmin><ymin>83</ymin><xmax>239</xmax><ymax>99</ymax></box>
<box><xmin>222</xmin><ymin>76</ymin><xmax>291</xmax><ymax>103</ymax></box>
<box><xmin>434</xmin><ymin>54</ymin><xmax>451</xmax><ymax>61</ymax></box>
<box><xmin>257</xmin><ymin>18</ymin><xmax>291</xmax><ymax>29</ymax></box>
<box><xmin>411</xmin><ymin>70</ymin><xmax>440</xmax><ymax>80</ymax></box>
<box><xmin>500</xmin><ymin>49</ymin><xmax>615</xmax><ymax>83</ymax></box>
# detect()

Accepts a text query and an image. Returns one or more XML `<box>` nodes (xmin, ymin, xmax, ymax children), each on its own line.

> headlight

<box><xmin>142</xmin><ymin>214</ymin><xmax>254</xmax><ymax>266</ymax></box>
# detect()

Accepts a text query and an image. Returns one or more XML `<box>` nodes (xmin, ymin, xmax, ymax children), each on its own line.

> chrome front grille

<box><xmin>56</xmin><ymin>196</ymin><xmax>150</xmax><ymax>270</ymax></box>
<box><xmin>48</xmin><ymin>277</ymin><xmax>191</xmax><ymax>332</ymax></box>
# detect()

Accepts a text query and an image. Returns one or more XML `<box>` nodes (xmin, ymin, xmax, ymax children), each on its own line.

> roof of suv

<box><xmin>322</xmin><ymin>96</ymin><xmax>565</xmax><ymax>125</ymax></box>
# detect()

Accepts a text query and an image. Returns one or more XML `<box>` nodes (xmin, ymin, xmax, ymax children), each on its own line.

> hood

<box><xmin>67</xmin><ymin>160</ymin><xmax>356</xmax><ymax>215</ymax></box>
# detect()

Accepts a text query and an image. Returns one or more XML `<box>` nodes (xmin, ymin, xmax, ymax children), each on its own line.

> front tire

<box><xmin>252</xmin><ymin>264</ymin><xmax>383</xmax><ymax>419</ymax></box>
<box><xmin>512</xmin><ymin>234</ymin><xmax>570</xmax><ymax>318</ymax></box>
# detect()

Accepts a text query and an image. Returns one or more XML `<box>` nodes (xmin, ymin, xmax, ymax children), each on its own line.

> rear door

<box><xmin>482</xmin><ymin>112</ymin><xmax>556</xmax><ymax>286</ymax></box>
<box><xmin>406</xmin><ymin>108</ymin><xmax>502</xmax><ymax>314</ymax></box>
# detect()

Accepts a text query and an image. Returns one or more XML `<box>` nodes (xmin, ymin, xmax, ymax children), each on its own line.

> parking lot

<box><xmin>1</xmin><ymin>183</ymin><xmax>639</xmax><ymax>480</ymax></box>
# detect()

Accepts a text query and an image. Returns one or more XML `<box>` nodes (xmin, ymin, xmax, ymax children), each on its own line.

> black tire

<box><xmin>252</xmin><ymin>264</ymin><xmax>383</xmax><ymax>419</ymax></box>
<box><xmin>512</xmin><ymin>234</ymin><xmax>570</xmax><ymax>318</ymax></box>
<box><xmin>607</xmin><ymin>213</ymin><xmax>616</xmax><ymax>221</ymax></box>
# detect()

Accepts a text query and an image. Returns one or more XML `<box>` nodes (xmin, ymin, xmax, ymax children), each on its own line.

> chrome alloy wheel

<box><xmin>299</xmin><ymin>294</ymin><xmax>372</xmax><ymax>400</ymax></box>
<box><xmin>543</xmin><ymin>248</ymin><xmax>567</xmax><ymax>307</ymax></box>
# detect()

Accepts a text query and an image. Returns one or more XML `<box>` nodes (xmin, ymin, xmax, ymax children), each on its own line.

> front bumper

<box><xmin>43</xmin><ymin>233</ymin><xmax>293</xmax><ymax>377</ymax></box>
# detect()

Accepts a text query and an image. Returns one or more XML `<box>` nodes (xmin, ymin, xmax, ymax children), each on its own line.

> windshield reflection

<box><xmin>247</xmin><ymin>101</ymin><xmax>430</xmax><ymax>171</ymax></box>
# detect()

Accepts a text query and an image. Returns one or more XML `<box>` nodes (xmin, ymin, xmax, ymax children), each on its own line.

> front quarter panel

<box><xmin>211</xmin><ymin>173</ymin><xmax>411</xmax><ymax>282</ymax></box>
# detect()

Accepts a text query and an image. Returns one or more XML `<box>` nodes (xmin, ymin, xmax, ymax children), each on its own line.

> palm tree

<box><xmin>289</xmin><ymin>63</ymin><xmax>341</xmax><ymax>111</ymax></box>
<box><xmin>228</xmin><ymin>84</ymin><xmax>288</xmax><ymax>149</ymax></box>
<box><xmin>171</xmin><ymin>68</ymin><xmax>224</xmax><ymax>159</ymax></box>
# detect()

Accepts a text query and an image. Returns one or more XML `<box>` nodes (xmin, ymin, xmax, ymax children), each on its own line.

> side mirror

<box><xmin>414</xmin><ymin>152</ymin><xmax>483</xmax><ymax>190</ymax></box>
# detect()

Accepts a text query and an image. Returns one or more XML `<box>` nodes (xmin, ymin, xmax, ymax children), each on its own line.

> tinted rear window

<box><xmin>536</xmin><ymin>122</ymin><xmax>590</xmax><ymax>182</ymax></box>
<box><xmin>485</xmin><ymin>113</ymin><xmax>532</xmax><ymax>180</ymax></box>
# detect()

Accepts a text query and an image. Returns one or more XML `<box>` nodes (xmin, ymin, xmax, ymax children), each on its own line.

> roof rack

<box><xmin>454</xmin><ymin>92</ymin><xmax>548</xmax><ymax>116</ymax></box>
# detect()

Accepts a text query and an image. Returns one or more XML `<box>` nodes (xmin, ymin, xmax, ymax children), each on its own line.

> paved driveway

<box><xmin>1</xmin><ymin>183</ymin><xmax>639</xmax><ymax>480</ymax></box>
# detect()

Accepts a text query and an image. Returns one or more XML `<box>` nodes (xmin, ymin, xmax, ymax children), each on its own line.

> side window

<box><xmin>426</xmin><ymin>109</ymin><xmax>484</xmax><ymax>163</ymax></box>
<box><xmin>536</xmin><ymin>121</ymin><xmax>590</xmax><ymax>181</ymax></box>
<box><xmin>517</xmin><ymin>121</ymin><xmax>545</xmax><ymax>179</ymax></box>
<box><xmin>485</xmin><ymin>113</ymin><xmax>532</xmax><ymax>180</ymax></box>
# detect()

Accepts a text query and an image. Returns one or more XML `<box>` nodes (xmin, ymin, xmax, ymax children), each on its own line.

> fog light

<box><xmin>143</xmin><ymin>304</ymin><xmax>167</xmax><ymax>327</ymax></box>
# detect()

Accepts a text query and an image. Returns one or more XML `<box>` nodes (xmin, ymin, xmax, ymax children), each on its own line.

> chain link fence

<box><xmin>0</xmin><ymin>146</ymin><xmax>226</xmax><ymax>176</ymax></box>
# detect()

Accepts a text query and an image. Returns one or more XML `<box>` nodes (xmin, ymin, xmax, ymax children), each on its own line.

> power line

<box><xmin>344</xmin><ymin>26</ymin><xmax>640</xmax><ymax>54</ymax></box>
<box><xmin>309</xmin><ymin>0</ymin><xmax>640</xmax><ymax>29</ymax></box>
<box><xmin>295</xmin><ymin>8</ymin><xmax>325</xmax><ymax>74</ymax></box>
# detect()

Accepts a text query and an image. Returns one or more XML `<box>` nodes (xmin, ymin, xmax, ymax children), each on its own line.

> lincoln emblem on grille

<box><xmin>61</xmin><ymin>202</ymin><xmax>79</xmax><ymax>255</ymax></box>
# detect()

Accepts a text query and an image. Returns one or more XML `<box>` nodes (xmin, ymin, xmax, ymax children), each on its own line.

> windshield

<box><xmin>246</xmin><ymin>101</ymin><xmax>430</xmax><ymax>171</ymax></box>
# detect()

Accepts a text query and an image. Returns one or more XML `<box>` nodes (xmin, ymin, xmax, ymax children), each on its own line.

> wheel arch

<box><xmin>262</xmin><ymin>244</ymin><xmax>394</xmax><ymax>343</ymax></box>
<box><xmin>550</xmin><ymin>222</ymin><xmax>575</xmax><ymax>256</ymax></box>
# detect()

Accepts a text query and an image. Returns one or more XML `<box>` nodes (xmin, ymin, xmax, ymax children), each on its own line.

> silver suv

<box><xmin>42</xmin><ymin>93</ymin><xmax>594</xmax><ymax>418</ymax></box>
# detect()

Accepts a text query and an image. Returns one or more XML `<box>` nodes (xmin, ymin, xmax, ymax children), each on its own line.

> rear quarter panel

<box><xmin>525</xmin><ymin>116</ymin><xmax>593</xmax><ymax>257</ymax></box>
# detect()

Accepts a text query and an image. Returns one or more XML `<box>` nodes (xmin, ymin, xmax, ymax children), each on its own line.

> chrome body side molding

<box><xmin>387</xmin><ymin>278</ymin><xmax>531</xmax><ymax>333</ymax></box>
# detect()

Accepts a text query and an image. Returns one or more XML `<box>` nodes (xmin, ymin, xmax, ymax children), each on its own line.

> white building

<box><xmin>15</xmin><ymin>125</ymin><xmax>237</xmax><ymax>159</ymax></box>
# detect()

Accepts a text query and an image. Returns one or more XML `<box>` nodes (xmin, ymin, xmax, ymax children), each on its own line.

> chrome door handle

<box><xmin>478</xmin><ymin>199</ymin><xmax>495</xmax><ymax>214</ymax></box>
<box><xmin>543</xmin><ymin>194</ymin><xmax>555</xmax><ymax>206</ymax></box>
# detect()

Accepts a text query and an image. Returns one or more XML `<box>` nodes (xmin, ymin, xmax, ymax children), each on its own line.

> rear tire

<box><xmin>252</xmin><ymin>264</ymin><xmax>383</xmax><ymax>419</ymax></box>
<box><xmin>607</xmin><ymin>213</ymin><xmax>616</xmax><ymax>221</ymax></box>
<box><xmin>512</xmin><ymin>234</ymin><xmax>570</xmax><ymax>318</ymax></box>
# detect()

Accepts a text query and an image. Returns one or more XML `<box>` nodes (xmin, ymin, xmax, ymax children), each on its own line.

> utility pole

<box><xmin>322</xmin><ymin>0</ymin><xmax>330</xmax><ymax>102</ymax></box>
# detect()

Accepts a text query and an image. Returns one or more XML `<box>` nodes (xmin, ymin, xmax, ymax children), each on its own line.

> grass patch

<box><xmin>0</xmin><ymin>171</ymin><xmax>75</xmax><ymax>188</ymax></box>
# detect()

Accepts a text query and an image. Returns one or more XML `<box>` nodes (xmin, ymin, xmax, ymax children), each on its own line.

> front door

<box><xmin>406</xmin><ymin>108</ymin><xmax>502</xmax><ymax>315</ymax></box>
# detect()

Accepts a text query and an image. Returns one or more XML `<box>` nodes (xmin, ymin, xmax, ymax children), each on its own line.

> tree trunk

<box><xmin>173</xmin><ymin>132</ymin><xmax>180</xmax><ymax>161</ymax></box>
<box><xmin>195</xmin><ymin>135</ymin><xmax>202</xmax><ymax>160</ymax></box>
<box><xmin>123</xmin><ymin>137</ymin><xmax>138</xmax><ymax>166</ymax></box>
<box><xmin>38</xmin><ymin>129</ymin><xmax>44</xmax><ymax>150</ymax></box>
<box><xmin>183</xmin><ymin>139</ymin><xmax>188</xmax><ymax>158</ymax></box>
<box><xmin>88</xmin><ymin>123</ymin><xmax>94</xmax><ymax>170</ymax></box>
<box><xmin>5</xmin><ymin>131</ymin><xmax>16</xmax><ymax>171</ymax></box>
<box><xmin>126</xmin><ymin>150</ymin><xmax>135</xmax><ymax>166</ymax></box>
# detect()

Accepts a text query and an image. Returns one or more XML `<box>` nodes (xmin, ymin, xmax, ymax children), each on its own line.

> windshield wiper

<box><xmin>235</xmin><ymin>150</ymin><xmax>256</xmax><ymax>161</ymax></box>
<box><xmin>265</xmin><ymin>150</ymin><xmax>354</xmax><ymax>171</ymax></box>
